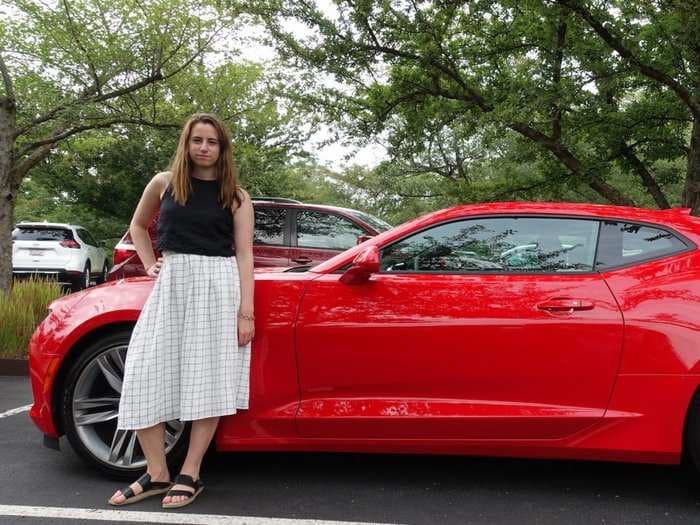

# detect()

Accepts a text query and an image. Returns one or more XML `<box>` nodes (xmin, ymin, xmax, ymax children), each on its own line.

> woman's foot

<box><xmin>162</xmin><ymin>473</ymin><xmax>204</xmax><ymax>508</ymax></box>
<box><xmin>108</xmin><ymin>471</ymin><xmax>171</xmax><ymax>506</ymax></box>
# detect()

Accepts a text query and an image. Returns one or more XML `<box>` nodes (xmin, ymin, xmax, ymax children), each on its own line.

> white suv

<box><xmin>12</xmin><ymin>222</ymin><xmax>109</xmax><ymax>292</ymax></box>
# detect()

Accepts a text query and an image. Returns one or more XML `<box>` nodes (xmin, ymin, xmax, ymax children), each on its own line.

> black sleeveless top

<box><xmin>156</xmin><ymin>177</ymin><xmax>235</xmax><ymax>257</ymax></box>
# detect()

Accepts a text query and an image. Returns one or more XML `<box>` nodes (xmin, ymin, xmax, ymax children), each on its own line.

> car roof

<box><xmin>252</xmin><ymin>199</ymin><xmax>366</xmax><ymax>215</ymax></box>
<box><xmin>15</xmin><ymin>222</ymin><xmax>78</xmax><ymax>229</ymax></box>
<box><xmin>432</xmin><ymin>201</ymin><xmax>695</xmax><ymax>221</ymax></box>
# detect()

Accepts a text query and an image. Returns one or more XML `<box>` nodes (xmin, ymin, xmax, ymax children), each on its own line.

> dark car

<box><xmin>108</xmin><ymin>198</ymin><xmax>392</xmax><ymax>280</ymax></box>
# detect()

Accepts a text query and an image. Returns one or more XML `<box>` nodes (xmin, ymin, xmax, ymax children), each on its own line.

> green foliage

<box><xmin>0</xmin><ymin>277</ymin><xmax>66</xmax><ymax>358</ymax></box>
<box><xmin>6</xmin><ymin>0</ymin><xmax>231</xmax><ymax>145</ymax></box>
<box><xmin>242</xmin><ymin>0</ymin><xmax>699</xmax><ymax>210</ymax></box>
<box><xmin>13</xmin><ymin>59</ymin><xmax>314</xmax><ymax>249</ymax></box>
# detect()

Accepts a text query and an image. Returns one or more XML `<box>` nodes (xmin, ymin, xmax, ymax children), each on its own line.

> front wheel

<box><xmin>61</xmin><ymin>328</ymin><xmax>189</xmax><ymax>479</ymax></box>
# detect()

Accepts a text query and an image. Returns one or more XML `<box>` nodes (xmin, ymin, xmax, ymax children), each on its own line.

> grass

<box><xmin>0</xmin><ymin>277</ymin><xmax>67</xmax><ymax>359</ymax></box>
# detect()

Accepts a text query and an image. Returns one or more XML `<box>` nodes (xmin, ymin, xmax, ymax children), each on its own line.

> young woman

<box><xmin>108</xmin><ymin>113</ymin><xmax>255</xmax><ymax>509</ymax></box>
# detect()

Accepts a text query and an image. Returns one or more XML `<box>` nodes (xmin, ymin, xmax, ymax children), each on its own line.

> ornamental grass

<box><xmin>0</xmin><ymin>277</ymin><xmax>66</xmax><ymax>359</ymax></box>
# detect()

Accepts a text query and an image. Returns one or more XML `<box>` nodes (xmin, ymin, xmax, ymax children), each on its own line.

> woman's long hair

<box><xmin>167</xmin><ymin>113</ymin><xmax>243</xmax><ymax>210</ymax></box>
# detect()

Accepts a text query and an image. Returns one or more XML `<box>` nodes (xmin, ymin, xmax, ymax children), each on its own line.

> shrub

<box><xmin>0</xmin><ymin>277</ymin><xmax>66</xmax><ymax>359</ymax></box>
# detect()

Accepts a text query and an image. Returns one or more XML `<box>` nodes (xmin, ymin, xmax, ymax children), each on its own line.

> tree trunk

<box><xmin>684</xmin><ymin>116</ymin><xmax>700</xmax><ymax>215</ymax></box>
<box><xmin>0</xmin><ymin>95</ymin><xmax>17</xmax><ymax>295</ymax></box>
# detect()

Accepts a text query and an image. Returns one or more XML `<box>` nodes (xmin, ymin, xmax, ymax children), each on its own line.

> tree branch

<box><xmin>620</xmin><ymin>143</ymin><xmax>670</xmax><ymax>208</ymax></box>
<box><xmin>61</xmin><ymin>0</ymin><xmax>102</xmax><ymax>94</ymax></box>
<box><xmin>14</xmin><ymin>70</ymin><xmax>162</xmax><ymax>138</ymax></box>
<box><xmin>15</xmin><ymin>115</ymin><xmax>188</xmax><ymax>158</ymax></box>
<box><xmin>9</xmin><ymin>142</ymin><xmax>53</xmax><ymax>186</ymax></box>
<box><xmin>559</xmin><ymin>0</ymin><xmax>700</xmax><ymax>118</ymax></box>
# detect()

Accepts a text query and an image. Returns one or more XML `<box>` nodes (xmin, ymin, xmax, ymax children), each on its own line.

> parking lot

<box><xmin>1</xmin><ymin>375</ymin><xmax>700</xmax><ymax>524</ymax></box>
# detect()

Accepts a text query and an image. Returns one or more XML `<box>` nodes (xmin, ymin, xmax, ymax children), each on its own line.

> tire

<box><xmin>71</xmin><ymin>262</ymin><xmax>91</xmax><ymax>292</ymax></box>
<box><xmin>96</xmin><ymin>261</ymin><xmax>109</xmax><ymax>285</ymax></box>
<box><xmin>61</xmin><ymin>328</ymin><xmax>189</xmax><ymax>479</ymax></box>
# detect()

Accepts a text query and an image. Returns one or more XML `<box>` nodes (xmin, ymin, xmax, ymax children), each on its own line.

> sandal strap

<box><xmin>173</xmin><ymin>473</ymin><xmax>203</xmax><ymax>490</ymax></box>
<box><xmin>119</xmin><ymin>473</ymin><xmax>171</xmax><ymax>500</ymax></box>
<box><xmin>166</xmin><ymin>474</ymin><xmax>203</xmax><ymax>500</ymax></box>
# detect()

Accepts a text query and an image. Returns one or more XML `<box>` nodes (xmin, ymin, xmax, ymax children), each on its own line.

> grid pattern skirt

<box><xmin>116</xmin><ymin>250</ymin><xmax>251</xmax><ymax>430</ymax></box>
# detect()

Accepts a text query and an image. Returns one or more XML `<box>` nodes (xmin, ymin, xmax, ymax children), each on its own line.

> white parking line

<box><xmin>0</xmin><ymin>404</ymin><xmax>31</xmax><ymax>419</ymax></box>
<box><xmin>0</xmin><ymin>505</ymin><xmax>401</xmax><ymax>524</ymax></box>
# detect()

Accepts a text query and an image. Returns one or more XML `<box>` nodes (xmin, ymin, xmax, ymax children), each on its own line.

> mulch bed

<box><xmin>0</xmin><ymin>358</ymin><xmax>28</xmax><ymax>376</ymax></box>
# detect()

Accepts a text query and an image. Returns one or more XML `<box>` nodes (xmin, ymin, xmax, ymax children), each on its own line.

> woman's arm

<box><xmin>129</xmin><ymin>173</ymin><xmax>167</xmax><ymax>274</ymax></box>
<box><xmin>233</xmin><ymin>188</ymin><xmax>255</xmax><ymax>345</ymax></box>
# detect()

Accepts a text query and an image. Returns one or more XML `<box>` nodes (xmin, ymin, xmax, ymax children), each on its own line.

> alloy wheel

<box><xmin>71</xmin><ymin>343</ymin><xmax>185</xmax><ymax>469</ymax></box>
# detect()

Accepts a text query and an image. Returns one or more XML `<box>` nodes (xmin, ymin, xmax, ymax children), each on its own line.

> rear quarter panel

<box><xmin>588</xmin><ymin>235</ymin><xmax>700</xmax><ymax>460</ymax></box>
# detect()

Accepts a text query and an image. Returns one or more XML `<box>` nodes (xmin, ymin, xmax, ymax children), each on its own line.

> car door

<box><xmin>295</xmin><ymin>215</ymin><xmax>624</xmax><ymax>440</ymax></box>
<box><xmin>253</xmin><ymin>206</ymin><xmax>291</xmax><ymax>267</ymax></box>
<box><xmin>75</xmin><ymin>228</ymin><xmax>94</xmax><ymax>269</ymax></box>
<box><xmin>290</xmin><ymin>209</ymin><xmax>367</xmax><ymax>267</ymax></box>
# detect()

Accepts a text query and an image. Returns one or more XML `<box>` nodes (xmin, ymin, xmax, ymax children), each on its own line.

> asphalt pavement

<box><xmin>1</xmin><ymin>375</ymin><xmax>700</xmax><ymax>524</ymax></box>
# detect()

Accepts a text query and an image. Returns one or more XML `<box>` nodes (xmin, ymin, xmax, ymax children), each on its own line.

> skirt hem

<box><xmin>117</xmin><ymin>406</ymin><xmax>249</xmax><ymax>431</ymax></box>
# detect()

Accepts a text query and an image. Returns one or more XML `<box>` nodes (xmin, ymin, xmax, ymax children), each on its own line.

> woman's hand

<box><xmin>238</xmin><ymin>318</ymin><xmax>255</xmax><ymax>346</ymax></box>
<box><xmin>146</xmin><ymin>257</ymin><xmax>163</xmax><ymax>277</ymax></box>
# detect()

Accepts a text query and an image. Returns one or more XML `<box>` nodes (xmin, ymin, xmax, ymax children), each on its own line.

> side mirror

<box><xmin>339</xmin><ymin>245</ymin><xmax>380</xmax><ymax>285</ymax></box>
<box><xmin>356</xmin><ymin>234</ymin><xmax>373</xmax><ymax>245</ymax></box>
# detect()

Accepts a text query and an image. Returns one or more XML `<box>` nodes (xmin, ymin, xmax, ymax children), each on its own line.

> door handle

<box><xmin>292</xmin><ymin>257</ymin><xmax>313</xmax><ymax>264</ymax></box>
<box><xmin>537</xmin><ymin>298</ymin><xmax>594</xmax><ymax>313</ymax></box>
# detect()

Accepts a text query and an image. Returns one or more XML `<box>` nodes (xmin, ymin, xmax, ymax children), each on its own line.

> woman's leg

<box><xmin>109</xmin><ymin>423</ymin><xmax>170</xmax><ymax>503</ymax></box>
<box><xmin>162</xmin><ymin>416</ymin><xmax>219</xmax><ymax>504</ymax></box>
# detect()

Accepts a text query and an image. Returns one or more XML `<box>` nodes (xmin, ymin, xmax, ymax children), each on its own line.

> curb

<box><xmin>0</xmin><ymin>358</ymin><xmax>28</xmax><ymax>376</ymax></box>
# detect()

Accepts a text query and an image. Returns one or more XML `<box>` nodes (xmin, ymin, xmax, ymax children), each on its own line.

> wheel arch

<box><xmin>681</xmin><ymin>383</ymin><xmax>700</xmax><ymax>467</ymax></box>
<box><xmin>51</xmin><ymin>321</ymin><xmax>135</xmax><ymax>435</ymax></box>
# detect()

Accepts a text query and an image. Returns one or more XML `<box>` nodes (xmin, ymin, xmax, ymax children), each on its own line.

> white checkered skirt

<box><xmin>116</xmin><ymin>250</ymin><xmax>251</xmax><ymax>430</ymax></box>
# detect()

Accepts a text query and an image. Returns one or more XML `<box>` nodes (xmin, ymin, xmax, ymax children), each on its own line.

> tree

<box><xmin>243</xmin><ymin>0</ymin><xmax>696</xmax><ymax>214</ymax></box>
<box><xmin>555</xmin><ymin>0</ymin><xmax>700</xmax><ymax>211</ymax></box>
<box><xmin>0</xmin><ymin>0</ymin><xmax>234</xmax><ymax>292</ymax></box>
<box><xmin>15</xmin><ymin>60</ymin><xmax>314</xmax><ymax>251</ymax></box>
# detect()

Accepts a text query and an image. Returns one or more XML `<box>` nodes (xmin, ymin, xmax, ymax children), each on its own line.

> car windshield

<box><xmin>12</xmin><ymin>227</ymin><xmax>72</xmax><ymax>241</ymax></box>
<box><xmin>348</xmin><ymin>210</ymin><xmax>393</xmax><ymax>233</ymax></box>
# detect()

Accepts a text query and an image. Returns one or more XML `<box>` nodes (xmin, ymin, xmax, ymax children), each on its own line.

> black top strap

<box><xmin>121</xmin><ymin>473</ymin><xmax>151</xmax><ymax>499</ymax></box>
<box><xmin>173</xmin><ymin>473</ymin><xmax>202</xmax><ymax>489</ymax></box>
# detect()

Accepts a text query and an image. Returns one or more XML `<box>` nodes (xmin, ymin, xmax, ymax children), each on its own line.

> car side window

<box><xmin>380</xmin><ymin>217</ymin><xmax>600</xmax><ymax>273</ymax></box>
<box><xmin>297</xmin><ymin>211</ymin><xmax>365</xmax><ymax>250</ymax></box>
<box><xmin>254</xmin><ymin>207</ymin><xmax>286</xmax><ymax>246</ymax></box>
<box><xmin>80</xmin><ymin>229</ymin><xmax>97</xmax><ymax>246</ymax></box>
<box><xmin>87</xmin><ymin>231</ymin><xmax>98</xmax><ymax>246</ymax></box>
<box><xmin>595</xmin><ymin>221</ymin><xmax>689</xmax><ymax>269</ymax></box>
<box><xmin>77</xmin><ymin>229</ymin><xmax>91</xmax><ymax>246</ymax></box>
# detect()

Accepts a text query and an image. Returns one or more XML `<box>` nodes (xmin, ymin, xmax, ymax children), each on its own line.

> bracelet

<box><xmin>238</xmin><ymin>312</ymin><xmax>255</xmax><ymax>321</ymax></box>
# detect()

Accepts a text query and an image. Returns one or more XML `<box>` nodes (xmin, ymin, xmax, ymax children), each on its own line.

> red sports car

<box><xmin>28</xmin><ymin>202</ymin><xmax>700</xmax><ymax>477</ymax></box>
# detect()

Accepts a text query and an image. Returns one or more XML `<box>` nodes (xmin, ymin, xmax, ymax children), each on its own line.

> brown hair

<box><xmin>167</xmin><ymin>113</ymin><xmax>243</xmax><ymax>210</ymax></box>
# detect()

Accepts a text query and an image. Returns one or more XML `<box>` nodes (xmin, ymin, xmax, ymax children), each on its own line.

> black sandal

<box><xmin>162</xmin><ymin>473</ymin><xmax>204</xmax><ymax>509</ymax></box>
<box><xmin>108</xmin><ymin>473</ymin><xmax>172</xmax><ymax>506</ymax></box>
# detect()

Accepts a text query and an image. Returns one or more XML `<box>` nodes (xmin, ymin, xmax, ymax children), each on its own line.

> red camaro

<box><xmin>28</xmin><ymin>202</ymin><xmax>700</xmax><ymax>477</ymax></box>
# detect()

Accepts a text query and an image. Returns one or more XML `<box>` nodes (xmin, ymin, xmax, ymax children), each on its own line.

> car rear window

<box><xmin>595</xmin><ymin>221</ymin><xmax>690</xmax><ymax>269</ymax></box>
<box><xmin>12</xmin><ymin>227</ymin><xmax>73</xmax><ymax>241</ymax></box>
